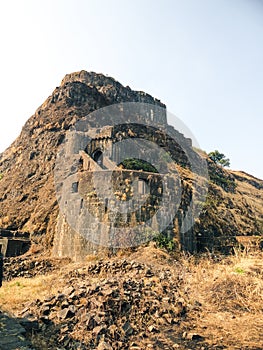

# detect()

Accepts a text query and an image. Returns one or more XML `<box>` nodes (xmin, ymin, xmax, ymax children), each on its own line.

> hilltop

<box><xmin>0</xmin><ymin>70</ymin><xmax>262</xmax><ymax>255</ymax></box>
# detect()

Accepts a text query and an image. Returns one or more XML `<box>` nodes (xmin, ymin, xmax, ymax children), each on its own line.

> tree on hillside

<box><xmin>208</xmin><ymin>150</ymin><xmax>230</xmax><ymax>167</ymax></box>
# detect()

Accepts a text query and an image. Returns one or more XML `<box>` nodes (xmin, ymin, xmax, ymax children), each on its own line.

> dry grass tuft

<box><xmin>179</xmin><ymin>248</ymin><xmax>263</xmax><ymax>348</ymax></box>
<box><xmin>208</xmin><ymin>273</ymin><xmax>263</xmax><ymax>312</ymax></box>
<box><xmin>0</xmin><ymin>261</ymin><xmax>78</xmax><ymax>314</ymax></box>
<box><xmin>0</xmin><ymin>274</ymin><xmax>60</xmax><ymax>313</ymax></box>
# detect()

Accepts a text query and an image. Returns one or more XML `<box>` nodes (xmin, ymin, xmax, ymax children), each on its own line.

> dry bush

<box><xmin>27</xmin><ymin>243</ymin><xmax>43</xmax><ymax>255</ymax></box>
<box><xmin>207</xmin><ymin>273</ymin><xmax>263</xmax><ymax>312</ymax></box>
<box><xmin>177</xmin><ymin>249</ymin><xmax>263</xmax><ymax>348</ymax></box>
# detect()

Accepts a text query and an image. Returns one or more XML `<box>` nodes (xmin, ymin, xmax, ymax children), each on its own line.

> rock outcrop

<box><xmin>0</xmin><ymin>71</ymin><xmax>166</xmax><ymax>248</ymax></box>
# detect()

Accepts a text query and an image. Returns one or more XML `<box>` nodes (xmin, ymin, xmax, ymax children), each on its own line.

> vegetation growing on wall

<box><xmin>120</xmin><ymin>158</ymin><xmax>158</xmax><ymax>173</ymax></box>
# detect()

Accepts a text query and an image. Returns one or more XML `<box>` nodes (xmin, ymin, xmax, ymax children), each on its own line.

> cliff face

<box><xmin>0</xmin><ymin>71</ymin><xmax>262</xmax><ymax>255</ymax></box>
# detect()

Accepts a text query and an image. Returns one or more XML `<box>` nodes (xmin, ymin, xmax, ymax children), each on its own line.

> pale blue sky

<box><xmin>0</xmin><ymin>0</ymin><xmax>262</xmax><ymax>178</ymax></box>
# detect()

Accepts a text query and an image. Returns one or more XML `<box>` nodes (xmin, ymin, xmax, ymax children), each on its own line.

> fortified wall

<box><xmin>53</xmin><ymin>115</ymin><xmax>198</xmax><ymax>261</ymax></box>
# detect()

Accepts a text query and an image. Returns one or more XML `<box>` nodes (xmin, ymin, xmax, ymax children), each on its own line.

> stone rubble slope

<box><xmin>17</xmin><ymin>257</ymin><xmax>209</xmax><ymax>350</ymax></box>
<box><xmin>3</xmin><ymin>256</ymin><xmax>71</xmax><ymax>281</ymax></box>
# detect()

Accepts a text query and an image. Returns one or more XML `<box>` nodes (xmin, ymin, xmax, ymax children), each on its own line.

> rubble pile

<box><xmin>19</xmin><ymin>259</ymin><xmax>200</xmax><ymax>349</ymax></box>
<box><xmin>3</xmin><ymin>256</ymin><xmax>70</xmax><ymax>280</ymax></box>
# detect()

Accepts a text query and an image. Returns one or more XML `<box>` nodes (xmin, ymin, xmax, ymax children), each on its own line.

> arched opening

<box><xmin>92</xmin><ymin>149</ymin><xmax>103</xmax><ymax>167</ymax></box>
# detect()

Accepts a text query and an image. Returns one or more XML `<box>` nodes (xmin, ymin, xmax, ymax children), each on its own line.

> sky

<box><xmin>0</xmin><ymin>0</ymin><xmax>262</xmax><ymax>179</ymax></box>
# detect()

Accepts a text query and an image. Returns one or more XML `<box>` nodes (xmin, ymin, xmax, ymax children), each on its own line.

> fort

<box><xmin>0</xmin><ymin>71</ymin><xmax>261</xmax><ymax>260</ymax></box>
<box><xmin>52</xmin><ymin>113</ymin><xmax>201</xmax><ymax>261</ymax></box>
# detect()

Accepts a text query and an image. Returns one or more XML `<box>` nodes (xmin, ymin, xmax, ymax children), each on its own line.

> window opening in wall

<box><xmin>72</xmin><ymin>182</ymin><xmax>79</xmax><ymax>193</ymax></box>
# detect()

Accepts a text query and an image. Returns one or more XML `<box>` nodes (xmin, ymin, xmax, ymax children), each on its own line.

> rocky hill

<box><xmin>0</xmin><ymin>72</ymin><xmax>165</xmax><ymax>245</ymax></box>
<box><xmin>0</xmin><ymin>70</ymin><xmax>262</xmax><ymax>254</ymax></box>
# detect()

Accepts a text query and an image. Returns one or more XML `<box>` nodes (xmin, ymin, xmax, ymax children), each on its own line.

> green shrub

<box><xmin>234</xmin><ymin>267</ymin><xmax>245</xmax><ymax>274</ymax></box>
<box><xmin>120</xmin><ymin>158</ymin><xmax>158</xmax><ymax>173</ymax></box>
<box><xmin>208</xmin><ymin>150</ymin><xmax>230</xmax><ymax>167</ymax></box>
<box><xmin>154</xmin><ymin>233</ymin><xmax>176</xmax><ymax>251</ymax></box>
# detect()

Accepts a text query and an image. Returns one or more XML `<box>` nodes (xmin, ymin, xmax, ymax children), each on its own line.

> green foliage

<box><xmin>154</xmin><ymin>233</ymin><xmax>176</xmax><ymax>251</ymax></box>
<box><xmin>11</xmin><ymin>281</ymin><xmax>25</xmax><ymax>288</ymax></box>
<box><xmin>234</xmin><ymin>267</ymin><xmax>245</xmax><ymax>275</ymax></box>
<box><xmin>209</xmin><ymin>173</ymin><xmax>237</xmax><ymax>192</ymax></box>
<box><xmin>0</xmin><ymin>173</ymin><xmax>3</xmax><ymax>180</ymax></box>
<box><xmin>203</xmin><ymin>193</ymin><xmax>221</xmax><ymax>209</ymax></box>
<box><xmin>208</xmin><ymin>156</ymin><xmax>236</xmax><ymax>192</ymax></box>
<box><xmin>208</xmin><ymin>150</ymin><xmax>230</xmax><ymax>167</ymax></box>
<box><xmin>120</xmin><ymin>158</ymin><xmax>158</xmax><ymax>173</ymax></box>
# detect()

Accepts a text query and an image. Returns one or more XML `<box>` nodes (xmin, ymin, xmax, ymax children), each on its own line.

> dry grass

<box><xmin>0</xmin><ymin>259</ymin><xmax>78</xmax><ymax>314</ymax></box>
<box><xmin>0</xmin><ymin>247</ymin><xmax>262</xmax><ymax>349</ymax></box>
<box><xmin>0</xmin><ymin>274</ymin><xmax>62</xmax><ymax>314</ymax></box>
<box><xmin>180</xmin><ymin>249</ymin><xmax>263</xmax><ymax>348</ymax></box>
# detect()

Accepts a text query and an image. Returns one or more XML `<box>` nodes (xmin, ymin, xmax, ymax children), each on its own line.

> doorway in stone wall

<box><xmin>92</xmin><ymin>149</ymin><xmax>103</xmax><ymax>167</ymax></box>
